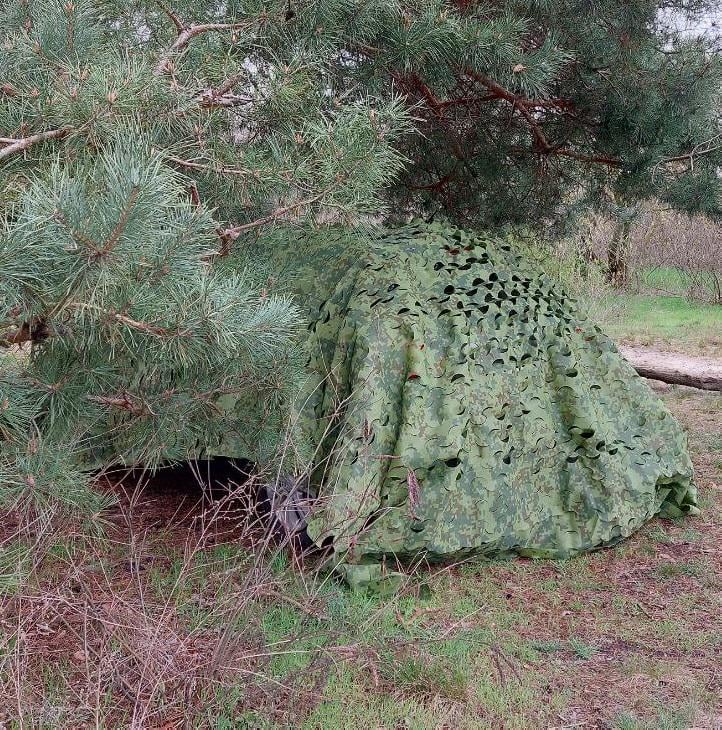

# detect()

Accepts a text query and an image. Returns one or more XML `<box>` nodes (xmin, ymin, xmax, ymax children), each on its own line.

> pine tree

<box><xmin>350</xmin><ymin>1</ymin><xmax>721</xmax><ymax>229</ymax></box>
<box><xmin>336</xmin><ymin>0</ymin><xmax>721</xmax><ymax>279</ymax></box>
<box><xmin>0</xmin><ymin>0</ymin><xmax>410</xmax><ymax>522</ymax></box>
<box><xmin>0</xmin><ymin>1</ymin><xmax>719</xmax><ymax>523</ymax></box>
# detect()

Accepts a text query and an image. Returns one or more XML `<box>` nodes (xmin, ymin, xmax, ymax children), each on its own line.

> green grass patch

<box><xmin>636</xmin><ymin>266</ymin><xmax>690</xmax><ymax>294</ymax></box>
<box><xmin>377</xmin><ymin>649</ymin><xmax>469</xmax><ymax>700</ymax></box>
<box><xmin>654</xmin><ymin>558</ymin><xmax>710</xmax><ymax>580</ymax></box>
<box><xmin>302</xmin><ymin>665</ymin><xmax>463</xmax><ymax>730</ymax></box>
<box><xmin>602</xmin><ymin>293</ymin><xmax>722</xmax><ymax>354</ymax></box>
<box><xmin>531</xmin><ymin>639</ymin><xmax>565</xmax><ymax>653</ymax></box>
<box><xmin>613</xmin><ymin>704</ymin><xmax>698</xmax><ymax>730</ymax></box>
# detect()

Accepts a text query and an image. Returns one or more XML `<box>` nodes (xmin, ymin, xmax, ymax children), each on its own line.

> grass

<box><xmin>613</xmin><ymin>705</ymin><xmax>699</xmax><ymax>730</ymax></box>
<box><xmin>601</xmin><ymin>291</ymin><xmax>722</xmax><ymax>356</ymax></box>
<box><xmin>1</xmin><ymin>393</ymin><xmax>720</xmax><ymax>727</ymax></box>
<box><xmin>635</xmin><ymin>265</ymin><xmax>690</xmax><ymax>294</ymax></box>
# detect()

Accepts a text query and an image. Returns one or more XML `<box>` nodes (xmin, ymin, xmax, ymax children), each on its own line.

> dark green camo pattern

<box><xmin>225</xmin><ymin>222</ymin><xmax>697</xmax><ymax>590</ymax></box>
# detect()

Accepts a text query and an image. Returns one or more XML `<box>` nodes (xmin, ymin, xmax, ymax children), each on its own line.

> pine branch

<box><xmin>87</xmin><ymin>393</ymin><xmax>151</xmax><ymax>417</ymax></box>
<box><xmin>463</xmin><ymin>71</ymin><xmax>574</xmax><ymax>111</ymax></box>
<box><xmin>154</xmin><ymin>20</ymin><xmax>256</xmax><ymax>75</ymax></box>
<box><xmin>166</xmin><ymin>155</ymin><xmax>253</xmax><ymax>177</ymax></box>
<box><xmin>215</xmin><ymin>156</ymin><xmax>369</xmax><ymax>254</ymax></box>
<box><xmin>52</xmin><ymin>211</ymin><xmax>102</xmax><ymax>254</ymax></box>
<box><xmin>0</xmin><ymin>306</ymin><xmax>170</xmax><ymax>348</ymax></box>
<box><xmin>465</xmin><ymin>71</ymin><xmax>622</xmax><ymax>168</ymax></box>
<box><xmin>0</xmin><ymin>128</ymin><xmax>72</xmax><ymax>162</ymax></box>
<box><xmin>154</xmin><ymin>0</ymin><xmax>184</xmax><ymax>33</ymax></box>
<box><xmin>68</xmin><ymin>303</ymin><xmax>173</xmax><ymax>337</ymax></box>
<box><xmin>661</xmin><ymin>135</ymin><xmax>722</xmax><ymax>165</ymax></box>
<box><xmin>98</xmin><ymin>186</ymin><xmax>140</xmax><ymax>256</ymax></box>
<box><xmin>409</xmin><ymin>173</ymin><xmax>454</xmax><ymax>191</ymax></box>
<box><xmin>393</xmin><ymin>68</ymin><xmax>621</xmax><ymax>169</ymax></box>
<box><xmin>466</xmin><ymin>72</ymin><xmax>560</xmax><ymax>153</ymax></box>
<box><xmin>552</xmin><ymin>149</ymin><xmax>623</xmax><ymax>167</ymax></box>
<box><xmin>218</xmin><ymin>187</ymin><xmax>338</xmax><ymax>254</ymax></box>
<box><xmin>507</xmin><ymin>145</ymin><xmax>622</xmax><ymax>168</ymax></box>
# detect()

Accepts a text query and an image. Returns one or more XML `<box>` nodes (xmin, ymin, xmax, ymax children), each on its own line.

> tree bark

<box><xmin>621</xmin><ymin>347</ymin><xmax>722</xmax><ymax>391</ymax></box>
<box><xmin>631</xmin><ymin>363</ymin><xmax>722</xmax><ymax>391</ymax></box>
<box><xmin>607</xmin><ymin>218</ymin><xmax>630</xmax><ymax>287</ymax></box>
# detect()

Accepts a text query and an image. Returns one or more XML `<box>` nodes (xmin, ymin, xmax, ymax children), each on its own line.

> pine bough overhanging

<box><xmin>0</xmin><ymin>0</ymin><xmax>718</xmax><ymax>537</ymax></box>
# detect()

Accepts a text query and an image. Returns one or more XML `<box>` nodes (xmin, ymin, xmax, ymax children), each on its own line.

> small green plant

<box><xmin>569</xmin><ymin>637</ymin><xmax>597</xmax><ymax>660</ymax></box>
<box><xmin>655</xmin><ymin>559</ymin><xmax>707</xmax><ymax>580</ymax></box>
<box><xmin>530</xmin><ymin>639</ymin><xmax>566</xmax><ymax>654</ymax></box>
<box><xmin>614</xmin><ymin>704</ymin><xmax>698</xmax><ymax>730</ymax></box>
<box><xmin>377</xmin><ymin>650</ymin><xmax>469</xmax><ymax>701</ymax></box>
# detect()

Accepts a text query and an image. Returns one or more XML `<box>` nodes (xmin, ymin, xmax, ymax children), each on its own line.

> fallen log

<box><xmin>630</xmin><ymin>363</ymin><xmax>722</xmax><ymax>391</ymax></box>
<box><xmin>620</xmin><ymin>347</ymin><xmax>722</xmax><ymax>392</ymax></box>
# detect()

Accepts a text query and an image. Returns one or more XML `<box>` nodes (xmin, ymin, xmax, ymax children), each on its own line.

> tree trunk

<box><xmin>620</xmin><ymin>347</ymin><xmax>722</xmax><ymax>391</ymax></box>
<box><xmin>607</xmin><ymin>218</ymin><xmax>630</xmax><ymax>287</ymax></box>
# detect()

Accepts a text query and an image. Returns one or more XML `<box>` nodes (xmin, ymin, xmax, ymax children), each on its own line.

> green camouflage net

<box><xmin>222</xmin><ymin>221</ymin><xmax>697</xmax><ymax>591</ymax></box>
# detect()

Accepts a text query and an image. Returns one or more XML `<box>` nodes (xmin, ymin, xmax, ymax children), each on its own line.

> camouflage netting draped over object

<box><xmin>221</xmin><ymin>222</ymin><xmax>697</xmax><ymax>591</ymax></box>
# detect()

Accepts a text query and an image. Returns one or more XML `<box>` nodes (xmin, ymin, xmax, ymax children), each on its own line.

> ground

<box><xmin>1</xmin><ymin>289</ymin><xmax>720</xmax><ymax>729</ymax></box>
<box><xmin>601</xmin><ymin>288</ymin><xmax>722</xmax><ymax>360</ymax></box>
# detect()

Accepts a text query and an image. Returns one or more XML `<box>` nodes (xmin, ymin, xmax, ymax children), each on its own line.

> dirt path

<box><xmin>620</xmin><ymin>345</ymin><xmax>722</xmax><ymax>391</ymax></box>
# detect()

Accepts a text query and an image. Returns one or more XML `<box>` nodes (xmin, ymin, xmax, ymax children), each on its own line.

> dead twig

<box><xmin>154</xmin><ymin>21</ymin><xmax>255</xmax><ymax>75</ymax></box>
<box><xmin>254</xmin><ymin>585</ymin><xmax>329</xmax><ymax>621</ymax></box>
<box><xmin>0</xmin><ymin>128</ymin><xmax>72</xmax><ymax>162</ymax></box>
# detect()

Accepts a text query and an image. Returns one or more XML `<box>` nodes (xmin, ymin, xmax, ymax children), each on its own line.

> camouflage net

<box><xmin>224</xmin><ymin>222</ymin><xmax>697</xmax><ymax>591</ymax></box>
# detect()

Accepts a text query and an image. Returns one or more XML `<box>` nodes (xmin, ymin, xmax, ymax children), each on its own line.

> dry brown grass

<box><xmin>1</xmin><ymin>388</ymin><xmax>720</xmax><ymax>729</ymax></box>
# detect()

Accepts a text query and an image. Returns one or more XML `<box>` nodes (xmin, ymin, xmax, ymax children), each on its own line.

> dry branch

<box><xmin>166</xmin><ymin>155</ymin><xmax>252</xmax><ymax>177</ymax></box>
<box><xmin>154</xmin><ymin>21</ymin><xmax>254</xmax><ymax>75</ymax></box>
<box><xmin>0</xmin><ymin>128</ymin><xmax>72</xmax><ymax>162</ymax></box>
<box><xmin>219</xmin><ymin>190</ymin><xmax>330</xmax><ymax>247</ymax></box>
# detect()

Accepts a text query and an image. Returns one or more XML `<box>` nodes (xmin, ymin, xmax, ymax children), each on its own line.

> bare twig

<box><xmin>255</xmin><ymin>585</ymin><xmax>329</xmax><ymax>621</ymax></box>
<box><xmin>0</xmin><ymin>305</ymin><xmax>170</xmax><ymax>349</ymax></box>
<box><xmin>67</xmin><ymin>303</ymin><xmax>172</xmax><ymax>336</ymax></box>
<box><xmin>166</xmin><ymin>155</ymin><xmax>252</xmax><ymax>177</ymax></box>
<box><xmin>0</xmin><ymin>128</ymin><xmax>72</xmax><ymax>162</ymax></box>
<box><xmin>110</xmin><ymin>311</ymin><xmax>169</xmax><ymax>336</ymax></box>
<box><xmin>154</xmin><ymin>21</ymin><xmax>254</xmax><ymax>75</ymax></box>
<box><xmin>217</xmin><ymin>186</ymin><xmax>339</xmax><ymax>255</ymax></box>
<box><xmin>660</xmin><ymin>134</ymin><xmax>722</xmax><ymax>166</ymax></box>
<box><xmin>211</xmin><ymin>71</ymin><xmax>247</xmax><ymax>98</ymax></box>
<box><xmin>196</xmin><ymin>90</ymin><xmax>253</xmax><ymax>108</ymax></box>
<box><xmin>191</xmin><ymin>71</ymin><xmax>256</xmax><ymax>108</ymax></box>
<box><xmin>87</xmin><ymin>393</ymin><xmax>151</xmax><ymax>417</ymax></box>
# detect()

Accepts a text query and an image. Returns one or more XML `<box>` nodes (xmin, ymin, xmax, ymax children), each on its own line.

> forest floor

<box><xmin>1</xmin><ymin>289</ymin><xmax>720</xmax><ymax>729</ymax></box>
<box><xmin>1</xmin><ymin>391</ymin><xmax>720</xmax><ymax>729</ymax></box>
